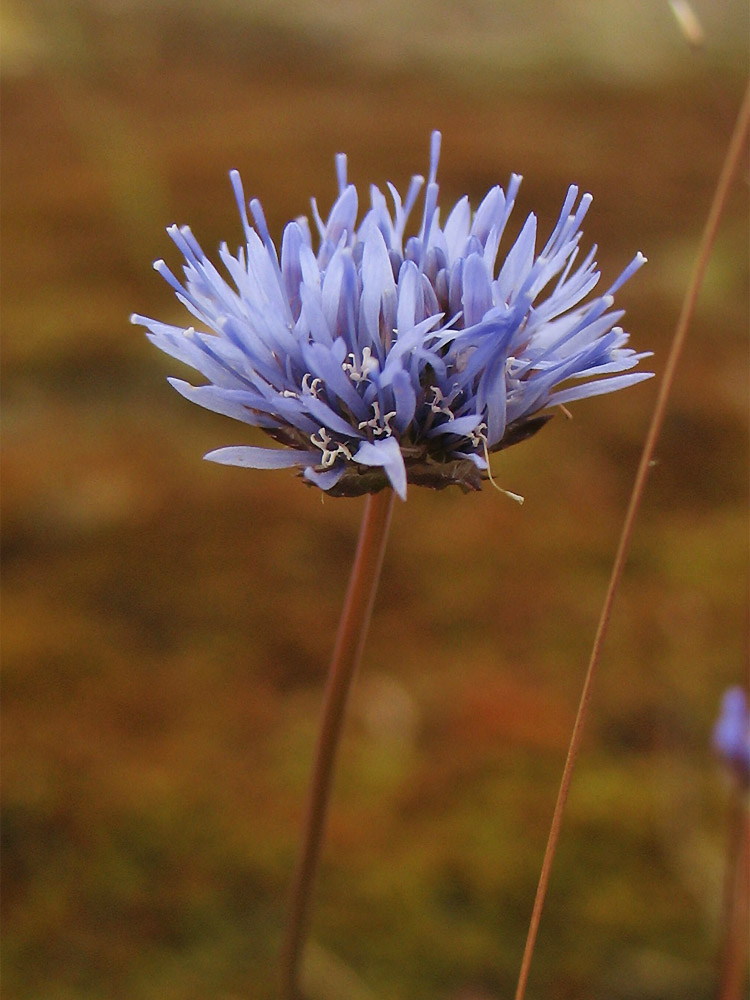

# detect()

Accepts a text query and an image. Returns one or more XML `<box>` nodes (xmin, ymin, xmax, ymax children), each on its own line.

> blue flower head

<box><xmin>132</xmin><ymin>132</ymin><xmax>652</xmax><ymax>500</ymax></box>
<box><xmin>712</xmin><ymin>687</ymin><xmax>750</xmax><ymax>785</ymax></box>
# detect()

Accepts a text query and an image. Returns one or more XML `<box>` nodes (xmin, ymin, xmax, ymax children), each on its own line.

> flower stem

<box><xmin>513</xmin><ymin>76</ymin><xmax>750</xmax><ymax>1000</ymax></box>
<box><xmin>281</xmin><ymin>488</ymin><xmax>396</xmax><ymax>1000</ymax></box>
<box><xmin>717</xmin><ymin>793</ymin><xmax>749</xmax><ymax>1000</ymax></box>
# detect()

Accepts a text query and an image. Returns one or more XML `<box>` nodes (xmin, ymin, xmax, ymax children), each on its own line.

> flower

<box><xmin>132</xmin><ymin>132</ymin><xmax>652</xmax><ymax>500</ymax></box>
<box><xmin>712</xmin><ymin>687</ymin><xmax>750</xmax><ymax>784</ymax></box>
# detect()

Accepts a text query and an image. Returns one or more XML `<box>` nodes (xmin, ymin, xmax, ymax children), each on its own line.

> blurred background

<box><xmin>2</xmin><ymin>1</ymin><xmax>748</xmax><ymax>997</ymax></box>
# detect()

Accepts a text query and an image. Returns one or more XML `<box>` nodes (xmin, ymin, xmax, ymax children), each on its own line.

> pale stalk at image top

<box><xmin>281</xmin><ymin>489</ymin><xmax>395</xmax><ymax>1000</ymax></box>
<box><xmin>513</xmin><ymin>77</ymin><xmax>750</xmax><ymax>1000</ymax></box>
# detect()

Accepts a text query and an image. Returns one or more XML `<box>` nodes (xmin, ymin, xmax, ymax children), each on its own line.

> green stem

<box><xmin>281</xmin><ymin>489</ymin><xmax>396</xmax><ymax>1000</ymax></box>
<box><xmin>513</xmin><ymin>76</ymin><xmax>750</xmax><ymax>1000</ymax></box>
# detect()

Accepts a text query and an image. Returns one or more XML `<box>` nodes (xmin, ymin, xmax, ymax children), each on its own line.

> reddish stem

<box><xmin>281</xmin><ymin>489</ymin><xmax>395</xmax><ymax>1000</ymax></box>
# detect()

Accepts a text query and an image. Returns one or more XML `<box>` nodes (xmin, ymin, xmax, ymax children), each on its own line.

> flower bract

<box><xmin>132</xmin><ymin>132</ymin><xmax>652</xmax><ymax>500</ymax></box>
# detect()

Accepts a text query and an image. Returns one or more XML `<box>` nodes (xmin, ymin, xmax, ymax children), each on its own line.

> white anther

<box><xmin>427</xmin><ymin>385</ymin><xmax>455</xmax><ymax>419</ymax></box>
<box><xmin>468</xmin><ymin>421</ymin><xmax>524</xmax><ymax>504</ymax></box>
<box><xmin>310</xmin><ymin>428</ymin><xmax>331</xmax><ymax>450</ymax></box>
<box><xmin>357</xmin><ymin>401</ymin><xmax>397</xmax><ymax>437</ymax></box>
<box><xmin>468</xmin><ymin>422</ymin><xmax>488</xmax><ymax>448</ymax></box>
<box><xmin>310</xmin><ymin>428</ymin><xmax>353</xmax><ymax>468</ymax></box>
<box><xmin>301</xmin><ymin>373</ymin><xmax>323</xmax><ymax>396</ymax></box>
<box><xmin>343</xmin><ymin>346</ymin><xmax>379</xmax><ymax>384</ymax></box>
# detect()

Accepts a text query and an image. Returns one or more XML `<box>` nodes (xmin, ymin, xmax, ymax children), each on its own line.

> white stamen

<box><xmin>343</xmin><ymin>346</ymin><xmax>379</xmax><ymax>383</ymax></box>
<box><xmin>472</xmin><ymin>423</ymin><xmax>524</xmax><ymax>504</ymax></box>
<box><xmin>301</xmin><ymin>373</ymin><xmax>323</xmax><ymax>396</ymax></box>
<box><xmin>469</xmin><ymin>422</ymin><xmax>488</xmax><ymax>449</ymax></box>
<box><xmin>310</xmin><ymin>428</ymin><xmax>353</xmax><ymax>468</ymax></box>
<box><xmin>358</xmin><ymin>401</ymin><xmax>397</xmax><ymax>437</ymax></box>
<box><xmin>427</xmin><ymin>385</ymin><xmax>455</xmax><ymax>419</ymax></box>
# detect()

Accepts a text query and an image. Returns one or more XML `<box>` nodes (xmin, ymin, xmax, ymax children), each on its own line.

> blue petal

<box><xmin>204</xmin><ymin>446</ymin><xmax>319</xmax><ymax>468</ymax></box>
<box><xmin>363</xmin><ymin>185</ymin><xmax>397</xmax><ymax>250</ymax></box>
<box><xmin>322</xmin><ymin>247</ymin><xmax>359</xmax><ymax>342</ymax></box>
<box><xmin>280</xmin><ymin>221</ymin><xmax>308</xmax><ymax>319</ymax></box>
<box><xmin>478</xmin><ymin>354</ymin><xmax>509</xmax><ymax>444</ymax></box>
<box><xmin>461</xmin><ymin>253</ymin><xmax>494</xmax><ymax>326</ymax></box>
<box><xmin>303</xmin><ymin>465</ymin><xmax>347</xmax><ymax>491</ymax></box>
<box><xmin>353</xmin><ymin>436</ymin><xmax>407</xmax><ymax>500</ymax></box>
<box><xmin>298</xmin><ymin>281</ymin><xmax>334</xmax><ymax>346</ymax></box>
<box><xmin>396</xmin><ymin>260</ymin><xmax>422</xmax><ymax>330</ymax></box>
<box><xmin>480</xmin><ymin>176</ymin><xmax>521</xmax><ymax>272</ymax></box>
<box><xmin>606</xmin><ymin>251</ymin><xmax>647</xmax><ymax>295</ymax></box>
<box><xmin>142</xmin><ymin>322</ymin><xmax>254</xmax><ymax>390</ymax></box>
<box><xmin>323</xmin><ymin>184</ymin><xmax>358</xmax><ymax>246</ymax></box>
<box><xmin>443</xmin><ymin>195</ymin><xmax>470</xmax><ymax>259</ymax></box>
<box><xmin>303</xmin><ymin>393</ymin><xmax>362</xmax><ymax>438</ymax></box>
<box><xmin>301</xmin><ymin>341</ymin><xmax>370</xmax><ymax>420</ymax></box>
<box><xmin>389</xmin><ymin>369</ymin><xmax>417</xmax><ymax>432</ymax></box>
<box><xmin>168</xmin><ymin>378</ymin><xmax>270</xmax><ymax>425</ymax></box>
<box><xmin>547</xmin><ymin>371</ymin><xmax>654</xmax><ymax>407</ymax></box>
<box><xmin>469</xmin><ymin>186</ymin><xmax>501</xmax><ymax>245</ymax></box>
<box><xmin>455</xmin><ymin>451</ymin><xmax>488</xmax><ymax>469</ymax></box>
<box><xmin>388</xmin><ymin>174</ymin><xmax>425</xmax><ymax>247</ymax></box>
<box><xmin>381</xmin><ymin>313</ymin><xmax>445</xmax><ymax>375</ymax></box>
<box><xmin>360</xmin><ymin>224</ymin><xmax>398</xmax><ymax>347</ymax></box>
<box><xmin>426</xmin><ymin>413</ymin><xmax>483</xmax><ymax>439</ymax></box>
<box><xmin>495</xmin><ymin>213</ymin><xmax>537</xmax><ymax>303</ymax></box>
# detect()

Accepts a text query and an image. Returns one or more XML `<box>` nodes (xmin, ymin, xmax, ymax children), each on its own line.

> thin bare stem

<box><xmin>717</xmin><ymin>794</ymin><xmax>750</xmax><ymax>1000</ymax></box>
<box><xmin>281</xmin><ymin>489</ymin><xmax>396</xmax><ymax>1000</ymax></box>
<box><xmin>514</xmin><ymin>78</ymin><xmax>750</xmax><ymax>1000</ymax></box>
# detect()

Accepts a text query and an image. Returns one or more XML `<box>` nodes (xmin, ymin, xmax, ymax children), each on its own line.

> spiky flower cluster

<box><xmin>713</xmin><ymin>687</ymin><xmax>750</xmax><ymax>785</ymax></box>
<box><xmin>132</xmin><ymin>132</ymin><xmax>652</xmax><ymax>499</ymax></box>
